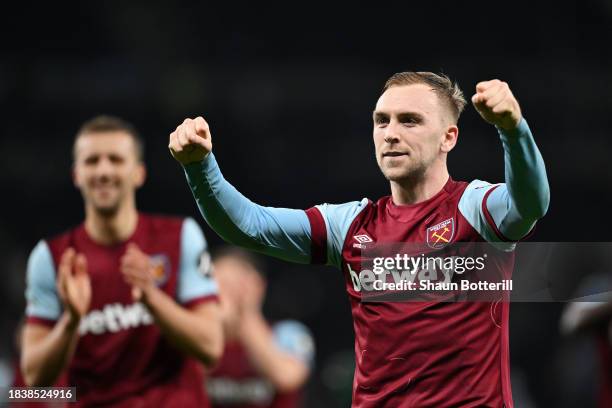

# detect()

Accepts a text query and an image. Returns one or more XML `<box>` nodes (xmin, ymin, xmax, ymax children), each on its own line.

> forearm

<box><xmin>487</xmin><ymin>119</ymin><xmax>551</xmax><ymax>240</ymax></box>
<box><xmin>499</xmin><ymin>119</ymin><xmax>550</xmax><ymax>220</ymax></box>
<box><xmin>183</xmin><ymin>154</ymin><xmax>311</xmax><ymax>263</ymax></box>
<box><xmin>143</xmin><ymin>286</ymin><xmax>223</xmax><ymax>367</ymax></box>
<box><xmin>238</xmin><ymin>313</ymin><xmax>308</xmax><ymax>392</ymax></box>
<box><xmin>21</xmin><ymin>313</ymin><xmax>80</xmax><ymax>386</ymax></box>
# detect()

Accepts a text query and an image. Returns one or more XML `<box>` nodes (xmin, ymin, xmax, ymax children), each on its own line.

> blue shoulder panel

<box><xmin>25</xmin><ymin>240</ymin><xmax>61</xmax><ymax>321</ymax></box>
<box><xmin>272</xmin><ymin>320</ymin><xmax>315</xmax><ymax>366</ymax></box>
<box><xmin>177</xmin><ymin>218</ymin><xmax>219</xmax><ymax>304</ymax></box>
<box><xmin>315</xmin><ymin>198</ymin><xmax>369</xmax><ymax>269</ymax></box>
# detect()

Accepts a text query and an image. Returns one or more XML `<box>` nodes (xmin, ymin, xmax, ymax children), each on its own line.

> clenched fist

<box><xmin>471</xmin><ymin>80</ymin><xmax>522</xmax><ymax>131</ymax></box>
<box><xmin>169</xmin><ymin>116</ymin><xmax>212</xmax><ymax>165</ymax></box>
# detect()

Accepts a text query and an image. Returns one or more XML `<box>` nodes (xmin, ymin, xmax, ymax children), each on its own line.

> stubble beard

<box><xmin>380</xmin><ymin>158</ymin><xmax>428</xmax><ymax>185</ymax></box>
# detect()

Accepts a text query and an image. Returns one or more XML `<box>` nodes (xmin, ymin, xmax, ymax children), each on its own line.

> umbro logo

<box><xmin>353</xmin><ymin>234</ymin><xmax>373</xmax><ymax>244</ymax></box>
<box><xmin>353</xmin><ymin>234</ymin><xmax>373</xmax><ymax>249</ymax></box>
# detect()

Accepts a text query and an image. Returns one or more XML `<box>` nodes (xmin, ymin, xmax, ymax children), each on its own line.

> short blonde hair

<box><xmin>382</xmin><ymin>72</ymin><xmax>467</xmax><ymax>123</ymax></box>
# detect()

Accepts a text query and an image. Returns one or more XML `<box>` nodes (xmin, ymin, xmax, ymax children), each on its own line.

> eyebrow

<box><xmin>372</xmin><ymin>110</ymin><xmax>425</xmax><ymax>121</ymax></box>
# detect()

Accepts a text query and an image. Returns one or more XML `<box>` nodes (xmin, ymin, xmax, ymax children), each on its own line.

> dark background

<box><xmin>1</xmin><ymin>1</ymin><xmax>611</xmax><ymax>406</ymax></box>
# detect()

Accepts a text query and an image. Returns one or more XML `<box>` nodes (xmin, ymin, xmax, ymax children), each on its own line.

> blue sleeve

<box><xmin>25</xmin><ymin>240</ymin><xmax>61</xmax><ymax>322</ymax></box>
<box><xmin>458</xmin><ymin>118</ymin><xmax>550</xmax><ymax>249</ymax></box>
<box><xmin>272</xmin><ymin>320</ymin><xmax>315</xmax><ymax>367</ymax></box>
<box><xmin>183</xmin><ymin>154</ymin><xmax>313</xmax><ymax>264</ymax></box>
<box><xmin>177</xmin><ymin>218</ymin><xmax>219</xmax><ymax>304</ymax></box>
<box><xmin>314</xmin><ymin>200</ymin><xmax>369</xmax><ymax>268</ymax></box>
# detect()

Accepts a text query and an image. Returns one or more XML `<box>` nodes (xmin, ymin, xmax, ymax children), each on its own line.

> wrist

<box><xmin>140</xmin><ymin>284</ymin><xmax>163</xmax><ymax>308</ymax></box>
<box><xmin>238</xmin><ymin>311</ymin><xmax>265</xmax><ymax>337</ymax></box>
<box><xmin>61</xmin><ymin>311</ymin><xmax>81</xmax><ymax>332</ymax></box>
<box><xmin>182</xmin><ymin>152</ymin><xmax>211</xmax><ymax>168</ymax></box>
<box><xmin>497</xmin><ymin>117</ymin><xmax>530</xmax><ymax>142</ymax></box>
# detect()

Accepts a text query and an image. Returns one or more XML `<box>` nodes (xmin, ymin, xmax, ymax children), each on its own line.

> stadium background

<box><xmin>1</xmin><ymin>1</ymin><xmax>610</xmax><ymax>406</ymax></box>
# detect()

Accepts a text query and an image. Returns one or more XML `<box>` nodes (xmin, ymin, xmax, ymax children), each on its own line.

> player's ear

<box><xmin>72</xmin><ymin>164</ymin><xmax>82</xmax><ymax>188</ymax></box>
<box><xmin>440</xmin><ymin>125</ymin><xmax>458</xmax><ymax>153</ymax></box>
<box><xmin>133</xmin><ymin>163</ymin><xmax>146</xmax><ymax>188</ymax></box>
<box><xmin>255</xmin><ymin>273</ymin><xmax>267</xmax><ymax>298</ymax></box>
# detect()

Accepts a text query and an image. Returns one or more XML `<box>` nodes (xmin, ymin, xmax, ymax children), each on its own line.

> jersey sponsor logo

<box><xmin>78</xmin><ymin>302</ymin><xmax>154</xmax><ymax>336</ymax></box>
<box><xmin>348</xmin><ymin>257</ymin><xmax>473</xmax><ymax>293</ymax></box>
<box><xmin>426</xmin><ymin>218</ymin><xmax>455</xmax><ymax>249</ymax></box>
<box><xmin>206</xmin><ymin>377</ymin><xmax>274</xmax><ymax>405</ymax></box>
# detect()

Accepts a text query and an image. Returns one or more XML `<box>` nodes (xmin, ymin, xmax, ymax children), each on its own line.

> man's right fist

<box><xmin>169</xmin><ymin>116</ymin><xmax>212</xmax><ymax>165</ymax></box>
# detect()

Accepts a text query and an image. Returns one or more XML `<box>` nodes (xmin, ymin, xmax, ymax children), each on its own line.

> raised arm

<box><xmin>169</xmin><ymin>117</ymin><xmax>313</xmax><ymax>263</ymax></box>
<box><xmin>471</xmin><ymin>80</ymin><xmax>550</xmax><ymax>241</ymax></box>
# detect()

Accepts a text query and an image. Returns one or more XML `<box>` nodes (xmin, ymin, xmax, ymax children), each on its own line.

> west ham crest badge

<box><xmin>426</xmin><ymin>218</ymin><xmax>455</xmax><ymax>249</ymax></box>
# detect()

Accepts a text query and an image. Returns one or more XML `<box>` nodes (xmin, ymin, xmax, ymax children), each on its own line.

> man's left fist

<box><xmin>472</xmin><ymin>79</ymin><xmax>522</xmax><ymax>131</ymax></box>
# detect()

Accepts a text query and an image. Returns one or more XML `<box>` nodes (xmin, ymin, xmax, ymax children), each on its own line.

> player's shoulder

<box><xmin>271</xmin><ymin>320</ymin><xmax>315</xmax><ymax>363</ymax></box>
<box><xmin>316</xmin><ymin>198</ymin><xmax>372</xmax><ymax>229</ymax></box>
<box><xmin>464</xmin><ymin>179</ymin><xmax>499</xmax><ymax>191</ymax></box>
<box><xmin>458</xmin><ymin>179</ymin><xmax>502</xmax><ymax>203</ymax></box>
<box><xmin>41</xmin><ymin>223</ymin><xmax>83</xmax><ymax>261</ymax></box>
<box><xmin>314</xmin><ymin>198</ymin><xmax>371</xmax><ymax>224</ymax></box>
<box><xmin>317</xmin><ymin>197</ymin><xmax>370</xmax><ymax>211</ymax></box>
<box><xmin>139</xmin><ymin>212</ymin><xmax>197</xmax><ymax>233</ymax></box>
<box><xmin>272</xmin><ymin>319</ymin><xmax>313</xmax><ymax>335</ymax></box>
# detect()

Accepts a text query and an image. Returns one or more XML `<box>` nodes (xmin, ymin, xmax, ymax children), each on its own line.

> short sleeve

<box><xmin>177</xmin><ymin>218</ymin><xmax>219</xmax><ymax>307</ymax></box>
<box><xmin>306</xmin><ymin>198</ymin><xmax>369</xmax><ymax>268</ymax></box>
<box><xmin>272</xmin><ymin>320</ymin><xmax>315</xmax><ymax>367</ymax></box>
<box><xmin>25</xmin><ymin>240</ymin><xmax>61</xmax><ymax>324</ymax></box>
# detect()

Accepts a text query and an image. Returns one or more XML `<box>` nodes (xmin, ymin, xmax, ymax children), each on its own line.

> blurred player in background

<box><xmin>206</xmin><ymin>246</ymin><xmax>314</xmax><ymax>408</ymax></box>
<box><xmin>169</xmin><ymin>72</ymin><xmax>550</xmax><ymax>407</ymax></box>
<box><xmin>561</xmin><ymin>275</ymin><xmax>612</xmax><ymax>408</ymax></box>
<box><xmin>21</xmin><ymin>116</ymin><xmax>223</xmax><ymax>407</ymax></box>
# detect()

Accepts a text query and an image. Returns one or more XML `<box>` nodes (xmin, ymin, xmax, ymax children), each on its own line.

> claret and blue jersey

<box><xmin>183</xmin><ymin>118</ymin><xmax>549</xmax><ymax>408</ymax></box>
<box><xmin>25</xmin><ymin>214</ymin><xmax>218</xmax><ymax>407</ymax></box>
<box><xmin>207</xmin><ymin>320</ymin><xmax>315</xmax><ymax>408</ymax></box>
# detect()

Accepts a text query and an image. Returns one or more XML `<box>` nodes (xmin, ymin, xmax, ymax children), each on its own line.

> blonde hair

<box><xmin>382</xmin><ymin>72</ymin><xmax>467</xmax><ymax>123</ymax></box>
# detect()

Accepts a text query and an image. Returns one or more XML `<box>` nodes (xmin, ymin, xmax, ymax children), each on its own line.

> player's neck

<box><xmin>390</xmin><ymin>166</ymin><xmax>450</xmax><ymax>206</ymax></box>
<box><xmin>225</xmin><ymin>324</ymin><xmax>239</xmax><ymax>340</ymax></box>
<box><xmin>84</xmin><ymin>202</ymin><xmax>139</xmax><ymax>245</ymax></box>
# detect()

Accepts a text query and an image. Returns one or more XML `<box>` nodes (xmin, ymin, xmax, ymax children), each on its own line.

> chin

<box><xmin>382</xmin><ymin>166</ymin><xmax>425</xmax><ymax>183</ymax></box>
<box><xmin>382</xmin><ymin>167</ymin><xmax>413</xmax><ymax>181</ymax></box>
<box><xmin>92</xmin><ymin>203</ymin><xmax>121</xmax><ymax>217</ymax></box>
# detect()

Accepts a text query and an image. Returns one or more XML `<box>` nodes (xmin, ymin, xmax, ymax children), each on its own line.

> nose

<box><xmin>383</xmin><ymin>123</ymin><xmax>400</xmax><ymax>144</ymax></box>
<box><xmin>94</xmin><ymin>156</ymin><xmax>115</xmax><ymax>178</ymax></box>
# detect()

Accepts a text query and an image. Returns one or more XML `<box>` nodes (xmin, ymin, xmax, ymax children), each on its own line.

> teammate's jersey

<box><xmin>24</xmin><ymin>214</ymin><xmax>218</xmax><ymax>407</ymax></box>
<box><xmin>307</xmin><ymin>179</ymin><xmax>515</xmax><ymax>407</ymax></box>
<box><xmin>597</xmin><ymin>330</ymin><xmax>612</xmax><ymax>408</ymax></box>
<box><xmin>206</xmin><ymin>321</ymin><xmax>314</xmax><ymax>408</ymax></box>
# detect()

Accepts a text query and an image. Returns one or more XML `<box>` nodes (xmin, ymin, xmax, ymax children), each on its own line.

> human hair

<box><xmin>382</xmin><ymin>72</ymin><xmax>467</xmax><ymax>123</ymax></box>
<box><xmin>73</xmin><ymin>115</ymin><xmax>144</xmax><ymax>162</ymax></box>
<box><xmin>212</xmin><ymin>246</ymin><xmax>266</xmax><ymax>278</ymax></box>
